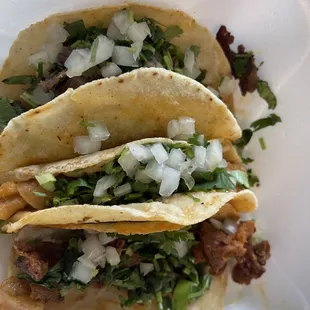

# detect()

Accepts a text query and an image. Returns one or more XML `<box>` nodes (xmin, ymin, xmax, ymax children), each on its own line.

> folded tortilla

<box><xmin>1</xmin><ymin>138</ymin><xmax>257</xmax><ymax>233</ymax></box>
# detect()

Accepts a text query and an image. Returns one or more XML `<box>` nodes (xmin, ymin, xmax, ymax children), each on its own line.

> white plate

<box><xmin>0</xmin><ymin>0</ymin><xmax>309</xmax><ymax>309</ymax></box>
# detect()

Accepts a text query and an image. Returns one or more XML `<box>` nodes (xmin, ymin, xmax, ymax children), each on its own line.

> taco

<box><xmin>0</xmin><ymin>68</ymin><xmax>240</xmax><ymax>173</ymax></box>
<box><xmin>0</xmin><ymin>207</ymin><xmax>271</xmax><ymax>310</ymax></box>
<box><xmin>0</xmin><ymin>134</ymin><xmax>254</xmax><ymax>233</ymax></box>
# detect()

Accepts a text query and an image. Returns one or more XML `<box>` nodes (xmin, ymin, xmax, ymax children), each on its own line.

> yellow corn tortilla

<box><xmin>0</xmin><ymin>68</ymin><xmax>241</xmax><ymax>173</ymax></box>
<box><xmin>0</xmin><ymin>3</ymin><xmax>230</xmax><ymax>101</ymax></box>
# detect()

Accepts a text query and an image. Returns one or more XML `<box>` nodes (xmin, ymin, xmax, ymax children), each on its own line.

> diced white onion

<box><xmin>218</xmin><ymin>76</ymin><xmax>237</xmax><ymax>97</ymax></box>
<box><xmin>98</xmin><ymin>232</ymin><xmax>117</xmax><ymax>245</ymax></box>
<box><xmin>88</xmin><ymin>247</ymin><xmax>106</xmax><ymax>262</ymax></box>
<box><xmin>107</xmin><ymin>21</ymin><xmax>127</xmax><ymax>40</ymax></box>
<box><xmin>40</xmin><ymin>43</ymin><xmax>63</xmax><ymax>63</ymax></box>
<box><xmin>205</xmin><ymin>140</ymin><xmax>223</xmax><ymax>171</ymax></box>
<box><xmin>131</xmin><ymin>41</ymin><xmax>143</xmax><ymax>61</ymax></box>
<box><xmin>112</xmin><ymin>10</ymin><xmax>133</xmax><ymax>35</ymax></box>
<box><xmin>91</xmin><ymin>35</ymin><xmax>115</xmax><ymax>65</ymax></box>
<box><xmin>87</xmin><ymin>120</ymin><xmax>110</xmax><ymax>142</ymax></box>
<box><xmin>207</xmin><ymin>87</ymin><xmax>220</xmax><ymax>97</ymax></box>
<box><xmin>70</xmin><ymin>261</ymin><xmax>95</xmax><ymax>284</ymax></box>
<box><xmin>209</xmin><ymin>218</ymin><xmax>223</xmax><ymax>230</ymax></box>
<box><xmin>112</xmin><ymin>46</ymin><xmax>139</xmax><ymax>67</ymax></box>
<box><xmin>113</xmin><ymin>183</ymin><xmax>132</xmax><ymax>197</ymax></box>
<box><xmin>74</xmin><ymin>136</ymin><xmax>101</xmax><ymax>155</ymax></box>
<box><xmin>174</xmin><ymin>240</ymin><xmax>188</xmax><ymax>258</ymax></box>
<box><xmin>140</xmin><ymin>263</ymin><xmax>154</xmax><ymax>276</ymax></box>
<box><xmin>145</xmin><ymin>160</ymin><xmax>165</xmax><ymax>182</ymax></box>
<box><xmin>239</xmin><ymin>212</ymin><xmax>254</xmax><ymax>222</ymax></box>
<box><xmin>78</xmin><ymin>254</ymin><xmax>96</xmax><ymax>269</ymax></box>
<box><xmin>129</xmin><ymin>143</ymin><xmax>154</xmax><ymax>163</ymax></box>
<box><xmin>218</xmin><ymin>159</ymin><xmax>228</xmax><ymax>168</ymax></box>
<box><xmin>180</xmin><ymin>160</ymin><xmax>197</xmax><ymax>175</ymax></box>
<box><xmin>65</xmin><ymin>49</ymin><xmax>91</xmax><ymax>77</ymax></box>
<box><xmin>118</xmin><ymin>151</ymin><xmax>140</xmax><ymax>177</ymax></box>
<box><xmin>94</xmin><ymin>175</ymin><xmax>117</xmax><ymax>197</ymax></box>
<box><xmin>159</xmin><ymin>166</ymin><xmax>181</xmax><ymax>197</ymax></box>
<box><xmin>92</xmin><ymin>254</ymin><xmax>107</xmax><ymax>268</ymax></box>
<box><xmin>135</xmin><ymin>169</ymin><xmax>153</xmax><ymax>184</ymax></box>
<box><xmin>82</xmin><ymin>235</ymin><xmax>105</xmax><ymax>257</ymax></box>
<box><xmin>127</xmin><ymin>22</ymin><xmax>151</xmax><ymax>42</ymax></box>
<box><xmin>223</xmin><ymin>219</ymin><xmax>238</xmax><ymax>235</ymax></box>
<box><xmin>100</xmin><ymin>62</ymin><xmax>122</xmax><ymax>77</ymax></box>
<box><xmin>197</xmin><ymin>134</ymin><xmax>205</xmax><ymax>146</ymax></box>
<box><xmin>47</xmin><ymin>24</ymin><xmax>69</xmax><ymax>44</ymax></box>
<box><xmin>167</xmin><ymin>119</ymin><xmax>180</xmax><ymax>139</ymax></box>
<box><xmin>150</xmin><ymin>143</ymin><xmax>168</xmax><ymax>164</ymax></box>
<box><xmin>166</xmin><ymin>149</ymin><xmax>186</xmax><ymax>170</ymax></box>
<box><xmin>184</xmin><ymin>48</ymin><xmax>196</xmax><ymax>74</ymax></box>
<box><xmin>179</xmin><ymin>117</ymin><xmax>196</xmax><ymax>136</ymax></box>
<box><xmin>106</xmin><ymin>246</ymin><xmax>121</xmax><ymax>266</ymax></box>
<box><xmin>183</xmin><ymin>65</ymin><xmax>201</xmax><ymax>80</ymax></box>
<box><xmin>181</xmin><ymin>172</ymin><xmax>195</xmax><ymax>190</ymax></box>
<box><xmin>28</xmin><ymin>50</ymin><xmax>49</xmax><ymax>67</ymax></box>
<box><xmin>32</xmin><ymin>86</ymin><xmax>54</xmax><ymax>105</ymax></box>
<box><xmin>193</xmin><ymin>146</ymin><xmax>207</xmax><ymax>168</ymax></box>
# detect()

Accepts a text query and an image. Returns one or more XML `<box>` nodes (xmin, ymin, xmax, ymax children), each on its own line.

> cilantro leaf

<box><xmin>64</xmin><ymin>20</ymin><xmax>87</xmax><ymax>44</ymax></box>
<box><xmin>228</xmin><ymin>170</ymin><xmax>250</xmax><ymax>188</ymax></box>
<box><xmin>233</xmin><ymin>52</ymin><xmax>253</xmax><ymax>78</ymax></box>
<box><xmin>251</xmin><ymin>113</ymin><xmax>281</xmax><ymax>132</ymax></box>
<box><xmin>2</xmin><ymin>75</ymin><xmax>37</xmax><ymax>85</ymax></box>
<box><xmin>257</xmin><ymin>80</ymin><xmax>277</xmax><ymax>109</ymax></box>
<box><xmin>79</xmin><ymin>119</ymin><xmax>95</xmax><ymax>128</ymax></box>
<box><xmin>234</xmin><ymin>129</ymin><xmax>253</xmax><ymax>149</ymax></box>
<box><xmin>0</xmin><ymin>98</ymin><xmax>18</xmax><ymax>130</ymax></box>
<box><xmin>164</xmin><ymin>25</ymin><xmax>184</xmax><ymax>39</ymax></box>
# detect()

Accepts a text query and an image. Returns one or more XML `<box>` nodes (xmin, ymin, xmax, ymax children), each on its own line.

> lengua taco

<box><xmin>0</xmin><ymin>214</ymin><xmax>271</xmax><ymax>309</ymax></box>
<box><xmin>0</xmin><ymin>133</ymin><xmax>254</xmax><ymax>233</ymax></box>
<box><xmin>0</xmin><ymin>68</ymin><xmax>240</xmax><ymax>173</ymax></box>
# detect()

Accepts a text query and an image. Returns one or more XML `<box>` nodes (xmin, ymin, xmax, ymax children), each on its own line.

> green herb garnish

<box><xmin>164</xmin><ymin>25</ymin><xmax>184</xmax><ymax>39</ymax></box>
<box><xmin>251</xmin><ymin>113</ymin><xmax>281</xmax><ymax>132</ymax></box>
<box><xmin>259</xmin><ymin>137</ymin><xmax>266</xmax><ymax>150</ymax></box>
<box><xmin>257</xmin><ymin>80</ymin><xmax>277</xmax><ymax>109</ymax></box>
<box><xmin>2</xmin><ymin>75</ymin><xmax>37</xmax><ymax>85</ymax></box>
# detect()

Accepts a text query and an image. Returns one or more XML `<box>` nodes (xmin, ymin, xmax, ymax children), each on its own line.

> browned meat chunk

<box><xmin>199</xmin><ymin>221</ymin><xmax>255</xmax><ymax>275</ymax></box>
<box><xmin>232</xmin><ymin>240</ymin><xmax>271</xmax><ymax>284</ymax></box>
<box><xmin>192</xmin><ymin>244</ymin><xmax>206</xmax><ymax>264</ymax></box>
<box><xmin>14</xmin><ymin>241</ymin><xmax>65</xmax><ymax>281</ymax></box>
<box><xmin>30</xmin><ymin>284</ymin><xmax>62</xmax><ymax>303</ymax></box>
<box><xmin>39</xmin><ymin>71</ymin><xmax>67</xmax><ymax>93</ymax></box>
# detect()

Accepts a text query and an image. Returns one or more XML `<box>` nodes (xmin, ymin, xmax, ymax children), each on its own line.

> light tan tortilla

<box><xmin>0</xmin><ymin>68</ymin><xmax>241</xmax><ymax>173</ymax></box>
<box><xmin>0</xmin><ymin>3</ymin><xmax>230</xmax><ymax>101</ymax></box>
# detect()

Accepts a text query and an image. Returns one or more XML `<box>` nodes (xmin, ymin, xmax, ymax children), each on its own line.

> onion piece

<box><xmin>159</xmin><ymin>166</ymin><xmax>181</xmax><ymax>197</ymax></box>
<box><xmin>112</xmin><ymin>46</ymin><xmax>139</xmax><ymax>67</ymax></box>
<box><xmin>112</xmin><ymin>10</ymin><xmax>133</xmax><ymax>35</ymax></box>
<box><xmin>184</xmin><ymin>48</ymin><xmax>196</xmax><ymax>74</ymax></box>
<box><xmin>179</xmin><ymin>117</ymin><xmax>196</xmax><ymax>136</ymax></box>
<box><xmin>140</xmin><ymin>263</ymin><xmax>154</xmax><ymax>276</ymax></box>
<box><xmin>90</xmin><ymin>35</ymin><xmax>115</xmax><ymax>65</ymax></box>
<box><xmin>223</xmin><ymin>219</ymin><xmax>238</xmax><ymax>235</ymax></box>
<box><xmin>167</xmin><ymin>119</ymin><xmax>180</xmax><ymax>139</ymax></box>
<box><xmin>74</xmin><ymin>136</ymin><xmax>101</xmax><ymax>155</ymax></box>
<box><xmin>181</xmin><ymin>172</ymin><xmax>195</xmax><ymax>190</ymax></box>
<box><xmin>180</xmin><ymin>160</ymin><xmax>197</xmax><ymax>175</ymax></box>
<box><xmin>35</xmin><ymin>173</ymin><xmax>56</xmax><ymax>192</ymax></box>
<box><xmin>106</xmin><ymin>246</ymin><xmax>121</xmax><ymax>266</ymax></box>
<box><xmin>193</xmin><ymin>146</ymin><xmax>207</xmax><ymax>168</ymax></box>
<box><xmin>209</xmin><ymin>218</ymin><xmax>223</xmax><ymax>230</ymax></box>
<box><xmin>205</xmin><ymin>140</ymin><xmax>223</xmax><ymax>171</ymax></box>
<box><xmin>118</xmin><ymin>151</ymin><xmax>140</xmax><ymax>177</ymax></box>
<box><xmin>166</xmin><ymin>149</ymin><xmax>186</xmax><ymax>170</ymax></box>
<box><xmin>150</xmin><ymin>143</ymin><xmax>168</xmax><ymax>164</ymax></box>
<box><xmin>93</xmin><ymin>254</ymin><xmax>107</xmax><ymax>268</ymax></box>
<box><xmin>70</xmin><ymin>261</ymin><xmax>95</xmax><ymax>284</ymax></box>
<box><xmin>28</xmin><ymin>50</ymin><xmax>49</xmax><ymax>67</ymax></box>
<box><xmin>127</xmin><ymin>22</ymin><xmax>151</xmax><ymax>42</ymax></box>
<box><xmin>113</xmin><ymin>183</ymin><xmax>132</xmax><ymax>197</ymax></box>
<box><xmin>47</xmin><ymin>24</ymin><xmax>69</xmax><ymax>44</ymax></box>
<box><xmin>98</xmin><ymin>232</ymin><xmax>117</xmax><ymax>245</ymax></box>
<box><xmin>82</xmin><ymin>235</ymin><xmax>105</xmax><ymax>257</ymax></box>
<box><xmin>135</xmin><ymin>169</ymin><xmax>153</xmax><ymax>184</ymax></box>
<box><xmin>218</xmin><ymin>159</ymin><xmax>227</xmax><ymax>168</ymax></box>
<box><xmin>174</xmin><ymin>240</ymin><xmax>188</xmax><ymax>258</ymax></box>
<box><xmin>87</xmin><ymin>120</ymin><xmax>110</xmax><ymax>142</ymax></box>
<box><xmin>78</xmin><ymin>254</ymin><xmax>96</xmax><ymax>269</ymax></box>
<box><xmin>107</xmin><ymin>21</ymin><xmax>127</xmax><ymax>40</ymax></box>
<box><xmin>129</xmin><ymin>143</ymin><xmax>153</xmax><ymax>163</ymax></box>
<box><xmin>100</xmin><ymin>62</ymin><xmax>122</xmax><ymax>78</ymax></box>
<box><xmin>65</xmin><ymin>49</ymin><xmax>91</xmax><ymax>77</ymax></box>
<box><xmin>94</xmin><ymin>175</ymin><xmax>117</xmax><ymax>197</ymax></box>
<box><xmin>145</xmin><ymin>160</ymin><xmax>165</xmax><ymax>182</ymax></box>
<box><xmin>40</xmin><ymin>43</ymin><xmax>63</xmax><ymax>64</ymax></box>
<box><xmin>197</xmin><ymin>134</ymin><xmax>205</xmax><ymax>146</ymax></box>
<box><xmin>131</xmin><ymin>41</ymin><xmax>143</xmax><ymax>61</ymax></box>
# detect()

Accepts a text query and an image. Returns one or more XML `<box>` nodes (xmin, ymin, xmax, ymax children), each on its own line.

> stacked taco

<box><xmin>0</xmin><ymin>3</ymin><xmax>270</xmax><ymax>310</ymax></box>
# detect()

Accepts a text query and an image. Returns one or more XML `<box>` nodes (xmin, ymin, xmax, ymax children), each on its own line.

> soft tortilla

<box><xmin>0</xmin><ymin>68</ymin><xmax>240</xmax><ymax>173</ymax></box>
<box><xmin>0</xmin><ymin>3</ymin><xmax>230</xmax><ymax>100</ymax></box>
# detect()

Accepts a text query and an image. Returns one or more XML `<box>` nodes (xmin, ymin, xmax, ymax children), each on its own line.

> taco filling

<box><xmin>2</xmin><ymin>218</ymin><xmax>270</xmax><ymax>309</ymax></box>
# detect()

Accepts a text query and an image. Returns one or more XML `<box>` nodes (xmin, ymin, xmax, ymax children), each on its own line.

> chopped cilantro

<box><xmin>259</xmin><ymin>137</ymin><xmax>266</xmax><ymax>150</ymax></box>
<box><xmin>79</xmin><ymin>119</ymin><xmax>95</xmax><ymax>128</ymax></box>
<box><xmin>2</xmin><ymin>75</ymin><xmax>38</xmax><ymax>85</ymax></box>
<box><xmin>257</xmin><ymin>80</ymin><xmax>277</xmax><ymax>109</ymax></box>
<box><xmin>163</xmin><ymin>25</ymin><xmax>184</xmax><ymax>39</ymax></box>
<box><xmin>251</xmin><ymin>113</ymin><xmax>281</xmax><ymax>132</ymax></box>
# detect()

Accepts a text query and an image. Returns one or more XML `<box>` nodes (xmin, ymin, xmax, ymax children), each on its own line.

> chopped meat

<box><xmin>14</xmin><ymin>241</ymin><xmax>66</xmax><ymax>281</ymax></box>
<box><xmin>192</xmin><ymin>244</ymin><xmax>206</xmax><ymax>264</ymax></box>
<box><xmin>110</xmin><ymin>238</ymin><xmax>126</xmax><ymax>254</ymax></box>
<box><xmin>57</xmin><ymin>46</ymin><xmax>72</xmax><ymax>65</ymax></box>
<box><xmin>199</xmin><ymin>221</ymin><xmax>255</xmax><ymax>275</ymax></box>
<box><xmin>0</xmin><ymin>182</ymin><xmax>19</xmax><ymax>198</ymax></box>
<box><xmin>0</xmin><ymin>277</ymin><xmax>31</xmax><ymax>296</ymax></box>
<box><xmin>30</xmin><ymin>284</ymin><xmax>62</xmax><ymax>303</ymax></box>
<box><xmin>232</xmin><ymin>240</ymin><xmax>271</xmax><ymax>284</ymax></box>
<box><xmin>216</xmin><ymin>26</ymin><xmax>259</xmax><ymax>95</ymax></box>
<box><xmin>57</xmin><ymin>76</ymin><xmax>88</xmax><ymax>94</ymax></box>
<box><xmin>0</xmin><ymin>195</ymin><xmax>27</xmax><ymax>220</ymax></box>
<box><xmin>40</xmin><ymin>71</ymin><xmax>67</xmax><ymax>93</ymax></box>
